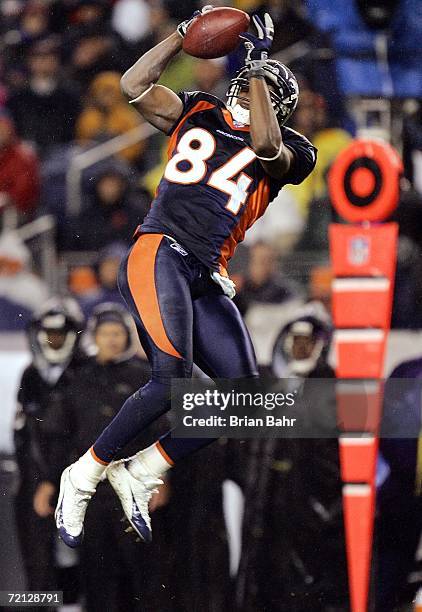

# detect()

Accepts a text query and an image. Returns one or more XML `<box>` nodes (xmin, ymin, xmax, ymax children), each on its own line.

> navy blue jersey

<box><xmin>138</xmin><ymin>91</ymin><xmax>317</xmax><ymax>273</ymax></box>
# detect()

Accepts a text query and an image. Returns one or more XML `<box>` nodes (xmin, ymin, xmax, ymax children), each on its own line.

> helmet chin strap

<box><xmin>226</xmin><ymin>101</ymin><xmax>250</xmax><ymax>125</ymax></box>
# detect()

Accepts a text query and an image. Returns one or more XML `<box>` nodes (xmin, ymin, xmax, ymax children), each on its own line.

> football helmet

<box><xmin>226</xmin><ymin>59</ymin><xmax>299</xmax><ymax>126</ymax></box>
<box><xmin>272</xmin><ymin>301</ymin><xmax>332</xmax><ymax>377</ymax></box>
<box><xmin>28</xmin><ymin>297</ymin><xmax>84</xmax><ymax>368</ymax></box>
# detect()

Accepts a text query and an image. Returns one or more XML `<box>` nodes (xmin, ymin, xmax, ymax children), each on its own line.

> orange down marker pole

<box><xmin>328</xmin><ymin>139</ymin><xmax>402</xmax><ymax>612</ymax></box>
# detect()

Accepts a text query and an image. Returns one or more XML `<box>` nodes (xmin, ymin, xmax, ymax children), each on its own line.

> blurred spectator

<box><xmin>392</xmin><ymin>181</ymin><xmax>422</xmax><ymax>252</ymax></box>
<box><xmin>403</xmin><ymin>101</ymin><xmax>422</xmax><ymax>190</ymax></box>
<box><xmin>0</xmin><ymin>231</ymin><xmax>49</xmax><ymax>330</ymax></box>
<box><xmin>76</xmin><ymin>71</ymin><xmax>145</xmax><ymax>163</ymax></box>
<box><xmin>42</xmin><ymin>303</ymin><xmax>171</xmax><ymax>611</ymax></box>
<box><xmin>289</xmin><ymin>85</ymin><xmax>351</xmax><ymax>216</ymax></box>
<box><xmin>14</xmin><ymin>297</ymin><xmax>85</xmax><ymax>598</ymax></box>
<box><xmin>79</xmin><ymin>242</ymin><xmax>127</xmax><ymax>319</ymax></box>
<box><xmin>305</xmin><ymin>0</ymin><xmax>422</xmax><ymax>99</ymax></box>
<box><xmin>13</xmin><ymin>1</ymin><xmax>50</xmax><ymax>56</ymax></box>
<box><xmin>377</xmin><ymin>357</ymin><xmax>422</xmax><ymax>611</ymax></box>
<box><xmin>69</xmin><ymin>0</ymin><xmax>110</xmax><ymax>30</ymax></box>
<box><xmin>64</xmin><ymin>165</ymin><xmax>150</xmax><ymax>251</ymax></box>
<box><xmin>391</xmin><ymin>236</ymin><xmax>422</xmax><ymax>329</ymax></box>
<box><xmin>112</xmin><ymin>0</ymin><xmax>152</xmax><ymax>45</ymax></box>
<box><xmin>294</xmin><ymin>193</ymin><xmax>338</xmax><ymax>254</ymax></box>
<box><xmin>7</xmin><ymin>37</ymin><xmax>80</xmax><ymax>156</ymax></box>
<box><xmin>0</xmin><ymin>81</ymin><xmax>6</xmax><ymax>109</ymax></box>
<box><xmin>1</xmin><ymin>1</ymin><xmax>51</xmax><ymax>91</ymax></box>
<box><xmin>164</xmin><ymin>0</ymin><xmax>198</xmax><ymax>21</ymax></box>
<box><xmin>68</xmin><ymin>265</ymin><xmax>99</xmax><ymax>299</ymax></box>
<box><xmin>0</xmin><ymin>111</ymin><xmax>39</xmax><ymax>222</ymax></box>
<box><xmin>67</xmin><ymin>23</ymin><xmax>123</xmax><ymax>89</ymax></box>
<box><xmin>237</xmin><ymin>303</ymin><xmax>348</xmax><ymax>611</ymax></box>
<box><xmin>308</xmin><ymin>265</ymin><xmax>332</xmax><ymax>313</ymax></box>
<box><xmin>244</xmin><ymin>187</ymin><xmax>304</xmax><ymax>255</ymax></box>
<box><xmin>163</xmin><ymin>441</ymin><xmax>232</xmax><ymax>611</ymax></box>
<box><xmin>258</xmin><ymin>0</ymin><xmax>315</xmax><ymax>54</ymax></box>
<box><xmin>111</xmin><ymin>0</ymin><xmax>177</xmax><ymax>67</ymax></box>
<box><xmin>271</xmin><ymin>300</ymin><xmax>332</xmax><ymax>378</ymax></box>
<box><xmin>235</xmin><ymin>242</ymin><xmax>303</xmax><ymax>315</ymax></box>
<box><xmin>192</xmin><ymin>57</ymin><xmax>227</xmax><ymax>99</ymax></box>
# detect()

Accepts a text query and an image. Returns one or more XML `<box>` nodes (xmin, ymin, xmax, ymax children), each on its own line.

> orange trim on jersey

<box><xmin>218</xmin><ymin>177</ymin><xmax>271</xmax><ymax>271</ymax></box>
<box><xmin>90</xmin><ymin>446</ymin><xmax>109</xmax><ymax>466</ymax></box>
<box><xmin>222</xmin><ymin>109</ymin><xmax>250</xmax><ymax>132</ymax></box>
<box><xmin>127</xmin><ymin>234</ymin><xmax>182</xmax><ymax>358</ymax></box>
<box><xmin>156</xmin><ymin>441</ymin><xmax>175</xmax><ymax>466</ymax></box>
<box><xmin>167</xmin><ymin>101</ymin><xmax>216</xmax><ymax>159</ymax></box>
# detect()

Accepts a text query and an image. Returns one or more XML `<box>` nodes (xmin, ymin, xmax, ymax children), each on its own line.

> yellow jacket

<box><xmin>76</xmin><ymin>72</ymin><xmax>145</xmax><ymax>163</ymax></box>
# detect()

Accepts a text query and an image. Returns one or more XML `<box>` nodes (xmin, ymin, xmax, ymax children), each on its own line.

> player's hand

<box><xmin>33</xmin><ymin>481</ymin><xmax>56</xmax><ymax>517</ymax></box>
<box><xmin>177</xmin><ymin>5</ymin><xmax>214</xmax><ymax>38</ymax></box>
<box><xmin>240</xmin><ymin>13</ymin><xmax>274</xmax><ymax>66</ymax></box>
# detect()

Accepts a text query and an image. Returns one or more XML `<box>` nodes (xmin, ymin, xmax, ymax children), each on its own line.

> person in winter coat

<box><xmin>78</xmin><ymin>242</ymin><xmax>128</xmax><ymax>319</ymax></box>
<box><xmin>76</xmin><ymin>71</ymin><xmax>145</xmax><ymax>163</ymax></box>
<box><xmin>376</xmin><ymin>357</ymin><xmax>422</xmax><ymax>611</ymax></box>
<box><xmin>7</xmin><ymin>37</ymin><xmax>80</xmax><ymax>156</ymax></box>
<box><xmin>0</xmin><ymin>112</ymin><xmax>39</xmax><ymax>222</ymax></box>
<box><xmin>63</xmin><ymin>165</ymin><xmax>150</xmax><ymax>252</ymax></box>
<box><xmin>14</xmin><ymin>297</ymin><xmax>85</xmax><ymax>597</ymax></box>
<box><xmin>236</xmin><ymin>302</ymin><xmax>348</xmax><ymax>612</ymax></box>
<box><xmin>0</xmin><ymin>232</ymin><xmax>49</xmax><ymax>331</ymax></box>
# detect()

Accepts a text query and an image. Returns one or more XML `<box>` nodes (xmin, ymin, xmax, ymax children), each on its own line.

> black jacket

<box><xmin>14</xmin><ymin>354</ymin><xmax>86</xmax><ymax>488</ymax></box>
<box><xmin>49</xmin><ymin>355</ymin><xmax>165</xmax><ymax>486</ymax></box>
<box><xmin>236</xmin><ymin>364</ymin><xmax>348</xmax><ymax>611</ymax></box>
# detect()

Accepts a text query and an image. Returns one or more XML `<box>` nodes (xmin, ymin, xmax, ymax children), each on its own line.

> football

<box><xmin>183</xmin><ymin>7</ymin><xmax>250</xmax><ymax>60</ymax></box>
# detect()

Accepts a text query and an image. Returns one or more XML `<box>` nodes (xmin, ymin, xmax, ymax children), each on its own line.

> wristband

<box><xmin>256</xmin><ymin>142</ymin><xmax>283</xmax><ymax>161</ymax></box>
<box><xmin>248</xmin><ymin>68</ymin><xmax>266</xmax><ymax>79</ymax></box>
<box><xmin>129</xmin><ymin>84</ymin><xmax>154</xmax><ymax>104</ymax></box>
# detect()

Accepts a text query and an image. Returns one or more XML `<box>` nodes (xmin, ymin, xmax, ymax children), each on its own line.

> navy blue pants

<box><xmin>93</xmin><ymin>233</ymin><xmax>258</xmax><ymax>464</ymax></box>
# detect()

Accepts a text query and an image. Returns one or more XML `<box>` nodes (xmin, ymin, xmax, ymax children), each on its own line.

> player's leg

<box><xmin>56</xmin><ymin>235</ymin><xmax>194</xmax><ymax>546</ymax></box>
<box><xmin>90</xmin><ymin>235</ymin><xmax>193</xmax><ymax>465</ymax></box>
<box><xmin>129</xmin><ymin>292</ymin><xmax>258</xmax><ymax>472</ymax></box>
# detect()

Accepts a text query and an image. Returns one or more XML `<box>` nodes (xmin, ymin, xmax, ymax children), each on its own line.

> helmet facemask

<box><xmin>226</xmin><ymin>71</ymin><xmax>251</xmax><ymax>125</ymax></box>
<box><xmin>226</xmin><ymin>61</ymin><xmax>299</xmax><ymax>127</ymax></box>
<box><xmin>28</xmin><ymin>297</ymin><xmax>84</xmax><ymax>380</ymax></box>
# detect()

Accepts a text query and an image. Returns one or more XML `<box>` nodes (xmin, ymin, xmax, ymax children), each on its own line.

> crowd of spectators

<box><xmin>0</xmin><ymin>0</ymin><xmax>421</xmax><ymax>331</ymax></box>
<box><xmin>0</xmin><ymin>0</ymin><xmax>420</xmax><ymax>332</ymax></box>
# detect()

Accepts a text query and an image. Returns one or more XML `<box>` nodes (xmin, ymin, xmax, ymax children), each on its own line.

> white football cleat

<box><xmin>55</xmin><ymin>465</ymin><xmax>95</xmax><ymax>548</ymax></box>
<box><xmin>106</xmin><ymin>460</ymin><xmax>163</xmax><ymax>543</ymax></box>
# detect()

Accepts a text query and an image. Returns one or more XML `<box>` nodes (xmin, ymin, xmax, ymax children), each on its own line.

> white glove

<box><xmin>177</xmin><ymin>5</ymin><xmax>214</xmax><ymax>38</ymax></box>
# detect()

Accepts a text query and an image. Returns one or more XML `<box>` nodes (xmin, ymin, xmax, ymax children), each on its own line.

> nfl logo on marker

<box><xmin>348</xmin><ymin>236</ymin><xmax>370</xmax><ymax>265</ymax></box>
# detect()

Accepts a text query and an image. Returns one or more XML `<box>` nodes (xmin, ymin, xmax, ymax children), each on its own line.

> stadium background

<box><xmin>0</xmin><ymin>0</ymin><xmax>421</xmax><ymax>610</ymax></box>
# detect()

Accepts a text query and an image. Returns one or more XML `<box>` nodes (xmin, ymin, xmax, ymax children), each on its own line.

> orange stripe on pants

<box><xmin>127</xmin><ymin>234</ymin><xmax>182</xmax><ymax>358</ymax></box>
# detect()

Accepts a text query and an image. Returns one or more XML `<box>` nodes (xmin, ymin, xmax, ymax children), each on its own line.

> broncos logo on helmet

<box><xmin>226</xmin><ymin>59</ymin><xmax>299</xmax><ymax>126</ymax></box>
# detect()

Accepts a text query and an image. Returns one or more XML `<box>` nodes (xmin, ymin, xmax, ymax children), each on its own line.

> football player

<box><xmin>56</xmin><ymin>9</ymin><xmax>317</xmax><ymax>547</ymax></box>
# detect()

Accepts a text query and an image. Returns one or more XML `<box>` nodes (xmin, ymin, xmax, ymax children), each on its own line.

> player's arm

<box><xmin>249</xmin><ymin>75</ymin><xmax>293</xmax><ymax>178</ymax></box>
<box><xmin>120</xmin><ymin>33</ymin><xmax>183</xmax><ymax>133</ymax></box>
<box><xmin>240</xmin><ymin>14</ymin><xmax>293</xmax><ymax>179</ymax></box>
<box><xmin>120</xmin><ymin>7</ymin><xmax>213</xmax><ymax>133</ymax></box>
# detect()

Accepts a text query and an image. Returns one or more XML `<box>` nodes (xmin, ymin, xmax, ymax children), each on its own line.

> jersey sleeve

<box><xmin>167</xmin><ymin>90</ymin><xmax>220</xmax><ymax>136</ymax></box>
<box><xmin>280</xmin><ymin>127</ymin><xmax>318</xmax><ymax>185</ymax></box>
